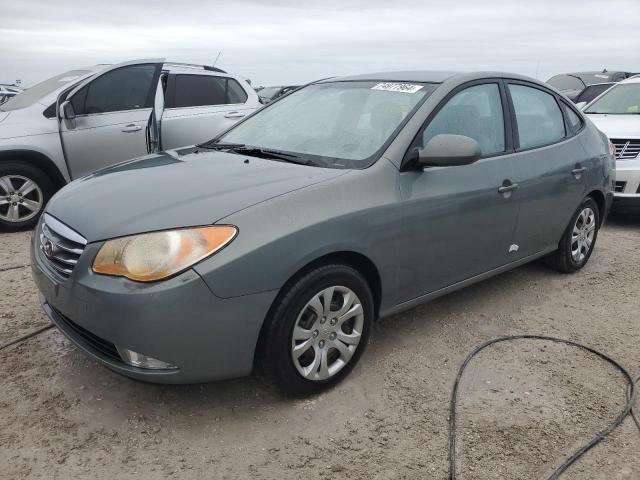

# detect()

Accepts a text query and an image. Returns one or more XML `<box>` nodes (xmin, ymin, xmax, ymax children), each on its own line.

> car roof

<box><xmin>319</xmin><ymin>70</ymin><xmax>543</xmax><ymax>86</ymax></box>
<box><xmin>323</xmin><ymin>71</ymin><xmax>459</xmax><ymax>83</ymax></box>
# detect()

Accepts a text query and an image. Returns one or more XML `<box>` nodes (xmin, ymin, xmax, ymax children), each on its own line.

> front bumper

<box><xmin>613</xmin><ymin>159</ymin><xmax>640</xmax><ymax>209</ymax></box>
<box><xmin>31</xmin><ymin>235</ymin><xmax>277</xmax><ymax>384</ymax></box>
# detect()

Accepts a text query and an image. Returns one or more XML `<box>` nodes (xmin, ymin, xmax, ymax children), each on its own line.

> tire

<box><xmin>0</xmin><ymin>161</ymin><xmax>54</xmax><ymax>232</ymax></box>
<box><xmin>260</xmin><ymin>264</ymin><xmax>374</xmax><ymax>396</ymax></box>
<box><xmin>545</xmin><ymin>197</ymin><xmax>600</xmax><ymax>273</ymax></box>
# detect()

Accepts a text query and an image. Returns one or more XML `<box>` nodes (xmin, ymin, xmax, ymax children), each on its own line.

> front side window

<box><xmin>419</xmin><ymin>83</ymin><xmax>505</xmax><ymax>156</ymax></box>
<box><xmin>219</xmin><ymin>81</ymin><xmax>437</xmax><ymax>168</ymax></box>
<box><xmin>584</xmin><ymin>83</ymin><xmax>640</xmax><ymax>114</ymax></box>
<box><xmin>73</xmin><ymin>64</ymin><xmax>157</xmax><ymax>115</ymax></box>
<box><xmin>509</xmin><ymin>84</ymin><xmax>565</xmax><ymax>149</ymax></box>
<box><xmin>170</xmin><ymin>75</ymin><xmax>248</xmax><ymax>108</ymax></box>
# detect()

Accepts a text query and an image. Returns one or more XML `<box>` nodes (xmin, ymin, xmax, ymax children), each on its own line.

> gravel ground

<box><xmin>1</xmin><ymin>214</ymin><xmax>639</xmax><ymax>479</ymax></box>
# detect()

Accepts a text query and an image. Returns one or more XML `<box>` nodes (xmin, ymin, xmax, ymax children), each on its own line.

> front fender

<box><xmin>194</xmin><ymin>160</ymin><xmax>402</xmax><ymax>311</ymax></box>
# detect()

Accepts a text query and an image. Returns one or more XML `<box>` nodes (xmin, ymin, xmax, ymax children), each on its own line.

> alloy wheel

<box><xmin>290</xmin><ymin>285</ymin><xmax>365</xmax><ymax>381</ymax></box>
<box><xmin>0</xmin><ymin>175</ymin><xmax>43</xmax><ymax>223</ymax></box>
<box><xmin>570</xmin><ymin>207</ymin><xmax>596</xmax><ymax>263</ymax></box>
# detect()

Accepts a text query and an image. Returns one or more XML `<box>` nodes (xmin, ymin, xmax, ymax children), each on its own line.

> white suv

<box><xmin>583</xmin><ymin>75</ymin><xmax>640</xmax><ymax>211</ymax></box>
<box><xmin>0</xmin><ymin>59</ymin><xmax>260</xmax><ymax>230</ymax></box>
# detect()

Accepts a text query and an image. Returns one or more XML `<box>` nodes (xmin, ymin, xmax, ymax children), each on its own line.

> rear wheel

<box><xmin>0</xmin><ymin>161</ymin><xmax>54</xmax><ymax>231</ymax></box>
<box><xmin>261</xmin><ymin>264</ymin><xmax>374</xmax><ymax>396</ymax></box>
<box><xmin>545</xmin><ymin>197</ymin><xmax>600</xmax><ymax>273</ymax></box>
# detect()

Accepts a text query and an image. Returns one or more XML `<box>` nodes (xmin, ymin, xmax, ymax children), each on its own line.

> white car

<box><xmin>583</xmin><ymin>76</ymin><xmax>640</xmax><ymax>211</ymax></box>
<box><xmin>0</xmin><ymin>84</ymin><xmax>23</xmax><ymax>105</ymax></box>
<box><xmin>0</xmin><ymin>59</ymin><xmax>260</xmax><ymax>230</ymax></box>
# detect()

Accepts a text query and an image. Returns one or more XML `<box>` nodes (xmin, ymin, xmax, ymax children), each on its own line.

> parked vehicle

<box><xmin>583</xmin><ymin>76</ymin><xmax>640</xmax><ymax>210</ymax></box>
<box><xmin>257</xmin><ymin>85</ymin><xmax>300</xmax><ymax>103</ymax></box>
<box><xmin>547</xmin><ymin>70</ymin><xmax>636</xmax><ymax>102</ymax></box>
<box><xmin>574</xmin><ymin>82</ymin><xmax>615</xmax><ymax>109</ymax></box>
<box><xmin>0</xmin><ymin>59</ymin><xmax>260</xmax><ymax>230</ymax></box>
<box><xmin>0</xmin><ymin>84</ymin><xmax>23</xmax><ymax>105</ymax></box>
<box><xmin>32</xmin><ymin>71</ymin><xmax>613</xmax><ymax>395</ymax></box>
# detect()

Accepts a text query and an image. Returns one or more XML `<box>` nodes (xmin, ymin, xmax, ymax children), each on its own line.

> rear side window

<box><xmin>420</xmin><ymin>83</ymin><xmax>505</xmax><ymax>156</ymax></box>
<box><xmin>509</xmin><ymin>84</ymin><xmax>566</xmax><ymax>149</ymax></box>
<box><xmin>73</xmin><ymin>64</ymin><xmax>157</xmax><ymax>115</ymax></box>
<box><xmin>170</xmin><ymin>75</ymin><xmax>248</xmax><ymax>108</ymax></box>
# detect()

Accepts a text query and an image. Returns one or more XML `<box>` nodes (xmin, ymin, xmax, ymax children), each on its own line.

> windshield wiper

<box><xmin>196</xmin><ymin>141</ymin><xmax>247</xmax><ymax>150</ymax></box>
<box><xmin>196</xmin><ymin>141</ymin><xmax>310</xmax><ymax>165</ymax></box>
<box><xmin>227</xmin><ymin>146</ymin><xmax>310</xmax><ymax>165</ymax></box>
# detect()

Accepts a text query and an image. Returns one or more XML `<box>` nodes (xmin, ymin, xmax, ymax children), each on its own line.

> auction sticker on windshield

<box><xmin>371</xmin><ymin>83</ymin><xmax>423</xmax><ymax>93</ymax></box>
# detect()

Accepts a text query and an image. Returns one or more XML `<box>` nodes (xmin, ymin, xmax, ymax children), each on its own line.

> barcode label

<box><xmin>371</xmin><ymin>82</ymin><xmax>423</xmax><ymax>93</ymax></box>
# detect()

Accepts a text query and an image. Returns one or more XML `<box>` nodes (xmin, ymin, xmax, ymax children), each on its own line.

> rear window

<box><xmin>547</xmin><ymin>75</ymin><xmax>584</xmax><ymax>92</ymax></box>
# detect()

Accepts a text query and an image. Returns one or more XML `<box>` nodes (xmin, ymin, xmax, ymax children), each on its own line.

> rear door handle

<box><xmin>122</xmin><ymin>124</ymin><xmax>142</xmax><ymax>133</ymax></box>
<box><xmin>572</xmin><ymin>167</ymin><xmax>587</xmax><ymax>176</ymax></box>
<box><xmin>224</xmin><ymin>111</ymin><xmax>246</xmax><ymax>119</ymax></box>
<box><xmin>498</xmin><ymin>183</ymin><xmax>520</xmax><ymax>194</ymax></box>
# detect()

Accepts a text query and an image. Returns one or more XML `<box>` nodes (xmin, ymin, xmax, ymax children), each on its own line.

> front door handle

<box><xmin>122</xmin><ymin>124</ymin><xmax>142</xmax><ymax>133</ymax></box>
<box><xmin>224</xmin><ymin>111</ymin><xmax>246</xmax><ymax>119</ymax></box>
<box><xmin>498</xmin><ymin>181</ymin><xmax>520</xmax><ymax>196</ymax></box>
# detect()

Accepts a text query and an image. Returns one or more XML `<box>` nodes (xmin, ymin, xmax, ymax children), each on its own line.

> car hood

<box><xmin>46</xmin><ymin>147</ymin><xmax>348</xmax><ymax>242</ymax></box>
<box><xmin>586</xmin><ymin>114</ymin><xmax>640</xmax><ymax>139</ymax></box>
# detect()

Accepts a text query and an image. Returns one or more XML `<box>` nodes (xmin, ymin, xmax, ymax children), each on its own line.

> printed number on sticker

<box><xmin>371</xmin><ymin>83</ymin><xmax>423</xmax><ymax>93</ymax></box>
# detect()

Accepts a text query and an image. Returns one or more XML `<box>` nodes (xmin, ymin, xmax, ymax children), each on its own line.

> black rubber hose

<box><xmin>449</xmin><ymin>335</ymin><xmax>638</xmax><ymax>480</ymax></box>
<box><xmin>0</xmin><ymin>324</ymin><xmax>53</xmax><ymax>351</ymax></box>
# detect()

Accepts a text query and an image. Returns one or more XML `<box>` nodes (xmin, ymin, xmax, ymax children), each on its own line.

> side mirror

<box><xmin>575</xmin><ymin>101</ymin><xmax>587</xmax><ymax>110</ymax></box>
<box><xmin>59</xmin><ymin>100</ymin><xmax>75</xmax><ymax>120</ymax></box>
<box><xmin>417</xmin><ymin>134</ymin><xmax>482</xmax><ymax>168</ymax></box>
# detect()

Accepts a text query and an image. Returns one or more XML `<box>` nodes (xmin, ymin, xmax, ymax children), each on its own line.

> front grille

<box><xmin>611</xmin><ymin>139</ymin><xmax>640</xmax><ymax>160</ymax></box>
<box><xmin>50</xmin><ymin>304</ymin><xmax>121</xmax><ymax>361</ymax></box>
<box><xmin>615</xmin><ymin>181</ymin><xmax>627</xmax><ymax>193</ymax></box>
<box><xmin>38</xmin><ymin>214</ymin><xmax>87</xmax><ymax>278</ymax></box>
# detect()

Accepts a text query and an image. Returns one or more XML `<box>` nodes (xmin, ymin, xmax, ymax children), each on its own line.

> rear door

<box><xmin>160</xmin><ymin>73</ymin><xmax>256</xmax><ymax>149</ymax></box>
<box><xmin>504</xmin><ymin>81</ymin><xmax>589</xmax><ymax>258</ymax></box>
<box><xmin>59</xmin><ymin>59</ymin><xmax>164</xmax><ymax>179</ymax></box>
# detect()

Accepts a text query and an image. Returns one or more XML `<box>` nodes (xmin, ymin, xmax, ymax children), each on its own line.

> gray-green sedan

<box><xmin>31</xmin><ymin>71</ymin><xmax>614</xmax><ymax>395</ymax></box>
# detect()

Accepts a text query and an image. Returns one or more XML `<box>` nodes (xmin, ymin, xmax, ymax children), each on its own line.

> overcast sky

<box><xmin>3</xmin><ymin>0</ymin><xmax>640</xmax><ymax>87</ymax></box>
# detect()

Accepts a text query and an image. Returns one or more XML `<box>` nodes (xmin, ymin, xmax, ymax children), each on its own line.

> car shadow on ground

<box><xmin>607</xmin><ymin>210</ymin><xmax>640</xmax><ymax>227</ymax></box>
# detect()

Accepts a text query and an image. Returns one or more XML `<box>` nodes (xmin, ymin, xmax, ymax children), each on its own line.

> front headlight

<box><xmin>92</xmin><ymin>226</ymin><xmax>237</xmax><ymax>282</ymax></box>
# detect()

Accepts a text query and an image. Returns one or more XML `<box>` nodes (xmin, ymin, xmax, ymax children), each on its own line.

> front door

<box><xmin>58</xmin><ymin>60</ymin><xmax>163</xmax><ymax>179</ymax></box>
<box><xmin>396</xmin><ymin>81</ymin><xmax>521</xmax><ymax>301</ymax></box>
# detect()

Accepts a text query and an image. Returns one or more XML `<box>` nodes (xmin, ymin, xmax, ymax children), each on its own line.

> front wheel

<box><xmin>0</xmin><ymin>161</ymin><xmax>54</xmax><ymax>231</ymax></box>
<box><xmin>261</xmin><ymin>264</ymin><xmax>374</xmax><ymax>396</ymax></box>
<box><xmin>545</xmin><ymin>197</ymin><xmax>600</xmax><ymax>273</ymax></box>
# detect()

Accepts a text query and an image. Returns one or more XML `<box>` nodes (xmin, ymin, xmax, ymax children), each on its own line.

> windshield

<box><xmin>585</xmin><ymin>83</ymin><xmax>640</xmax><ymax>114</ymax></box>
<box><xmin>0</xmin><ymin>69</ymin><xmax>90</xmax><ymax>111</ymax></box>
<box><xmin>220</xmin><ymin>80</ymin><xmax>437</xmax><ymax>168</ymax></box>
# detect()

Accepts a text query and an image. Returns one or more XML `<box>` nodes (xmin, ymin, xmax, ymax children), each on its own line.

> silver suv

<box><xmin>0</xmin><ymin>59</ymin><xmax>260</xmax><ymax>230</ymax></box>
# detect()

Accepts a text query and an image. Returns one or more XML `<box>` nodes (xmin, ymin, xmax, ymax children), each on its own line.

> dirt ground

<box><xmin>1</xmin><ymin>214</ymin><xmax>639</xmax><ymax>480</ymax></box>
